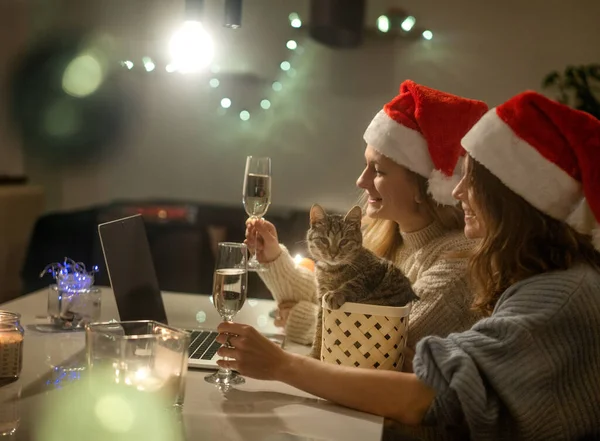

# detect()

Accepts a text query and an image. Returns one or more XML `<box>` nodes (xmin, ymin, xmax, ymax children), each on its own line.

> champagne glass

<box><xmin>205</xmin><ymin>242</ymin><xmax>248</xmax><ymax>386</ymax></box>
<box><xmin>243</xmin><ymin>156</ymin><xmax>272</xmax><ymax>272</ymax></box>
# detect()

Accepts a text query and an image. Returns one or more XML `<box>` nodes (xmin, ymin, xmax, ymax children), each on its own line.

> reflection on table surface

<box><xmin>0</xmin><ymin>288</ymin><xmax>383</xmax><ymax>441</ymax></box>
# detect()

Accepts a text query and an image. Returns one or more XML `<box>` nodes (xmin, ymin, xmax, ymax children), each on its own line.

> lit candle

<box><xmin>0</xmin><ymin>333</ymin><xmax>24</xmax><ymax>379</ymax></box>
<box><xmin>116</xmin><ymin>368</ymin><xmax>183</xmax><ymax>405</ymax></box>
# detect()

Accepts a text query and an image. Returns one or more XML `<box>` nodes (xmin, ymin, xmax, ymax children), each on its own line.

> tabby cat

<box><xmin>307</xmin><ymin>204</ymin><xmax>418</xmax><ymax>359</ymax></box>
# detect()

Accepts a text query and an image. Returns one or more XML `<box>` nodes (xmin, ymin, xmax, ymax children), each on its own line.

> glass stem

<box><xmin>220</xmin><ymin>317</ymin><xmax>234</xmax><ymax>376</ymax></box>
<box><xmin>253</xmin><ymin>217</ymin><xmax>259</xmax><ymax>261</ymax></box>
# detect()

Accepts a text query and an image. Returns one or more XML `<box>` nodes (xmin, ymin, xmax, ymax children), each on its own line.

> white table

<box><xmin>0</xmin><ymin>288</ymin><xmax>383</xmax><ymax>440</ymax></box>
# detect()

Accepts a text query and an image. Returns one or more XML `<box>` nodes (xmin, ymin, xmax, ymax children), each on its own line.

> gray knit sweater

<box><xmin>413</xmin><ymin>263</ymin><xmax>600</xmax><ymax>440</ymax></box>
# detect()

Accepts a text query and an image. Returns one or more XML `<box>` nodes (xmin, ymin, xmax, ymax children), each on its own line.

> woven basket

<box><xmin>321</xmin><ymin>299</ymin><xmax>411</xmax><ymax>370</ymax></box>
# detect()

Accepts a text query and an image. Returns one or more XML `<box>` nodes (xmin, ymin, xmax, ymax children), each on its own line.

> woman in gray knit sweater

<box><xmin>217</xmin><ymin>91</ymin><xmax>600</xmax><ymax>440</ymax></box>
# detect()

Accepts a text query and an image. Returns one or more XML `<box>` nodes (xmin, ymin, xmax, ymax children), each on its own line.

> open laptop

<box><xmin>97</xmin><ymin>214</ymin><xmax>282</xmax><ymax>370</ymax></box>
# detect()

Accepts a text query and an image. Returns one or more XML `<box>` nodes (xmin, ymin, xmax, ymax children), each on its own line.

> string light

<box><xmin>377</xmin><ymin>15</ymin><xmax>390</xmax><ymax>33</ymax></box>
<box><xmin>289</xmin><ymin>12</ymin><xmax>302</xmax><ymax>28</ymax></box>
<box><xmin>142</xmin><ymin>57</ymin><xmax>155</xmax><ymax>72</ymax></box>
<box><xmin>205</xmin><ymin>12</ymin><xmax>307</xmax><ymax>120</ymax></box>
<box><xmin>400</xmin><ymin>16</ymin><xmax>416</xmax><ymax>32</ymax></box>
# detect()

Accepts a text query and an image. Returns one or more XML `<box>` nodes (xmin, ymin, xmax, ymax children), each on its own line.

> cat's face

<box><xmin>307</xmin><ymin>205</ymin><xmax>363</xmax><ymax>264</ymax></box>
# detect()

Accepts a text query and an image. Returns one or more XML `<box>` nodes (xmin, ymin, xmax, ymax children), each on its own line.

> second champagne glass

<box><xmin>242</xmin><ymin>156</ymin><xmax>272</xmax><ymax>272</ymax></box>
<box><xmin>204</xmin><ymin>242</ymin><xmax>248</xmax><ymax>386</ymax></box>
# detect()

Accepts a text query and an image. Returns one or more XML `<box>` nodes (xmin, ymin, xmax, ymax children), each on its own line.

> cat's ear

<box><xmin>310</xmin><ymin>204</ymin><xmax>326</xmax><ymax>225</ymax></box>
<box><xmin>344</xmin><ymin>205</ymin><xmax>362</xmax><ymax>224</ymax></box>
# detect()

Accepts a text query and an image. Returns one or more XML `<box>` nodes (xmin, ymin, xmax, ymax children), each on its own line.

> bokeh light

<box><xmin>280</xmin><ymin>61</ymin><xmax>291</xmax><ymax>71</ymax></box>
<box><xmin>260</xmin><ymin>99</ymin><xmax>271</xmax><ymax>110</ymax></box>
<box><xmin>239</xmin><ymin>110</ymin><xmax>250</xmax><ymax>121</ymax></box>
<box><xmin>286</xmin><ymin>40</ymin><xmax>298</xmax><ymax>50</ymax></box>
<box><xmin>401</xmin><ymin>16</ymin><xmax>416</xmax><ymax>32</ymax></box>
<box><xmin>62</xmin><ymin>53</ymin><xmax>104</xmax><ymax>98</ymax></box>
<box><xmin>377</xmin><ymin>15</ymin><xmax>390</xmax><ymax>33</ymax></box>
<box><xmin>43</xmin><ymin>99</ymin><xmax>81</xmax><ymax>138</ymax></box>
<box><xmin>220</xmin><ymin>98</ymin><xmax>232</xmax><ymax>108</ymax></box>
<box><xmin>422</xmin><ymin>30</ymin><xmax>433</xmax><ymax>40</ymax></box>
<box><xmin>35</xmin><ymin>372</ymin><xmax>183</xmax><ymax>441</ymax></box>
<box><xmin>272</xmin><ymin>81</ymin><xmax>283</xmax><ymax>92</ymax></box>
<box><xmin>209</xmin><ymin>78</ymin><xmax>220</xmax><ymax>88</ymax></box>
<box><xmin>143</xmin><ymin>57</ymin><xmax>156</xmax><ymax>72</ymax></box>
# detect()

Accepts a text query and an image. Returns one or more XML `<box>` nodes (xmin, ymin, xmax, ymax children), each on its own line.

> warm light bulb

<box><xmin>169</xmin><ymin>21</ymin><xmax>214</xmax><ymax>73</ymax></box>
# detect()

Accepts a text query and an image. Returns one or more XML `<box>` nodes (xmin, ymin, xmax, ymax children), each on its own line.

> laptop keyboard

<box><xmin>188</xmin><ymin>331</ymin><xmax>221</xmax><ymax>360</ymax></box>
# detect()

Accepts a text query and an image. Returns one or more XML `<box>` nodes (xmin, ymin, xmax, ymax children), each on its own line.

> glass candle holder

<box><xmin>0</xmin><ymin>312</ymin><xmax>24</xmax><ymax>380</ymax></box>
<box><xmin>48</xmin><ymin>284</ymin><xmax>101</xmax><ymax>329</ymax></box>
<box><xmin>0</xmin><ymin>379</ymin><xmax>21</xmax><ymax>437</ymax></box>
<box><xmin>85</xmin><ymin>321</ymin><xmax>190</xmax><ymax>407</ymax></box>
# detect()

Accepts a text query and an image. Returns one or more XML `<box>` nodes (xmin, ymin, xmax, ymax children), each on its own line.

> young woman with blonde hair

<box><xmin>247</xmin><ymin>80</ymin><xmax>488</xmax><ymax>357</ymax></box>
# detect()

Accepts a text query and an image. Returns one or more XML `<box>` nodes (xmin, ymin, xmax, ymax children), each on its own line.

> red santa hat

<box><xmin>363</xmin><ymin>80</ymin><xmax>488</xmax><ymax>205</ymax></box>
<box><xmin>461</xmin><ymin>90</ymin><xmax>600</xmax><ymax>249</ymax></box>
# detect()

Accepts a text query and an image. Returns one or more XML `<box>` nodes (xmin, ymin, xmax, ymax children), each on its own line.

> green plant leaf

<box><xmin>542</xmin><ymin>71</ymin><xmax>560</xmax><ymax>88</ymax></box>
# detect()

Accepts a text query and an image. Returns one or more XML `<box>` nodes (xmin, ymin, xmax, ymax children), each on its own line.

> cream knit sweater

<box><xmin>259</xmin><ymin>220</ymin><xmax>480</xmax><ymax>349</ymax></box>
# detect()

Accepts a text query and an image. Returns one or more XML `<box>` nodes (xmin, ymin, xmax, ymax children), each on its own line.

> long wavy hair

<box><xmin>467</xmin><ymin>157</ymin><xmax>600</xmax><ymax>315</ymax></box>
<box><xmin>361</xmin><ymin>170</ymin><xmax>464</xmax><ymax>260</ymax></box>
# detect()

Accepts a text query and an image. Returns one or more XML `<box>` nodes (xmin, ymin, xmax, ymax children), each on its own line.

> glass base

<box><xmin>248</xmin><ymin>259</ymin><xmax>267</xmax><ymax>273</ymax></box>
<box><xmin>204</xmin><ymin>371</ymin><xmax>245</xmax><ymax>386</ymax></box>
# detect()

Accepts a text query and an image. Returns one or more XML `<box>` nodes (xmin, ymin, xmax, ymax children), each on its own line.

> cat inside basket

<box><xmin>306</xmin><ymin>204</ymin><xmax>418</xmax><ymax>360</ymax></box>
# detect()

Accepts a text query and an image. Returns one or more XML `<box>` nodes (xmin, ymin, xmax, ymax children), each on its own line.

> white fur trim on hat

<box><xmin>363</xmin><ymin>110</ymin><xmax>434</xmax><ymax>178</ymax></box>
<box><xmin>428</xmin><ymin>169</ymin><xmax>461</xmax><ymax>206</ymax></box>
<box><xmin>566</xmin><ymin>198</ymin><xmax>595</xmax><ymax>235</ymax></box>
<box><xmin>462</xmin><ymin>109</ymin><xmax>582</xmax><ymax>221</ymax></box>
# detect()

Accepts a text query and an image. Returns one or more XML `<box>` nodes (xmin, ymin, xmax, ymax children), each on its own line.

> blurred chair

<box><xmin>0</xmin><ymin>185</ymin><xmax>44</xmax><ymax>302</ymax></box>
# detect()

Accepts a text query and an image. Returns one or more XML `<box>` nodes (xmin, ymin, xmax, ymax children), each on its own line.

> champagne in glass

<box><xmin>212</xmin><ymin>268</ymin><xmax>247</xmax><ymax>320</ymax></box>
<box><xmin>205</xmin><ymin>242</ymin><xmax>248</xmax><ymax>387</ymax></box>
<box><xmin>243</xmin><ymin>157</ymin><xmax>272</xmax><ymax>272</ymax></box>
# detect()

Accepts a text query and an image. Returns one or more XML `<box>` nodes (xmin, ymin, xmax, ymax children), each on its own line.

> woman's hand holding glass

<box><xmin>216</xmin><ymin>322</ymin><xmax>292</xmax><ymax>381</ymax></box>
<box><xmin>244</xmin><ymin>218</ymin><xmax>282</xmax><ymax>264</ymax></box>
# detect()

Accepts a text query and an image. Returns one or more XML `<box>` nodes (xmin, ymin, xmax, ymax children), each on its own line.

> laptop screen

<box><xmin>98</xmin><ymin>214</ymin><xmax>168</xmax><ymax>324</ymax></box>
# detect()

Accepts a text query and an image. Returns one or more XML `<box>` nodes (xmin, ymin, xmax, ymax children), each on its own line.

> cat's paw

<box><xmin>324</xmin><ymin>291</ymin><xmax>346</xmax><ymax>310</ymax></box>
